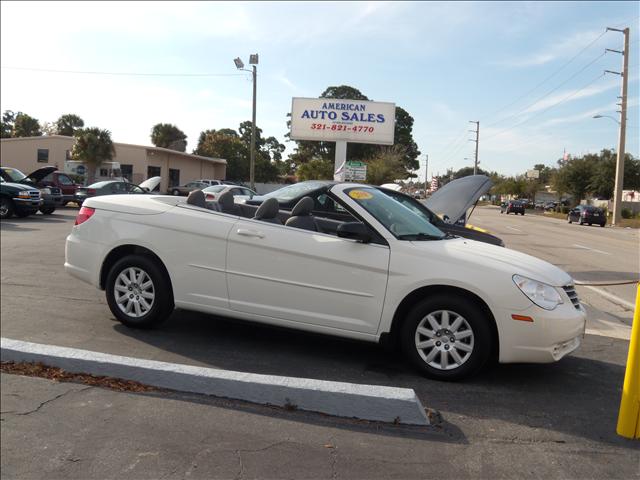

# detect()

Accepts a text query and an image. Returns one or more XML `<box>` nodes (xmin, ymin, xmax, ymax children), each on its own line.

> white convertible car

<box><xmin>65</xmin><ymin>183</ymin><xmax>586</xmax><ymax>380</ymax></box>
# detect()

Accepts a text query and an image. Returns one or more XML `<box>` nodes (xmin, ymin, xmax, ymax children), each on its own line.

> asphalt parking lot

<box><xmin>1</xmin><ymin>206</ymin><xmax>639</xmax><ymax>479</ymax></box>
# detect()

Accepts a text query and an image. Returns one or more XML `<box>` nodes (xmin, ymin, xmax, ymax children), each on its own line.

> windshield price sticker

<box><xmin>348</xmin><ymin>190</ymin><xmax>373</xmax><ymax>200</ymax></box>
<box><xmin>290</xmin><ymin>98</ymin><xmax>396</xmax><ymax>145</ymax></box>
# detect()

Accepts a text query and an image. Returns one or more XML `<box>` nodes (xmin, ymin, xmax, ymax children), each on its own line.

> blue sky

<box><xmin>1</xmin><ymin>1</ymin><xmax>638</xmax><ymax>179</ymax></box>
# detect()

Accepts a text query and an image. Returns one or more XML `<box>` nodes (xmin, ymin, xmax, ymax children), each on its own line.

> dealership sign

<box><xmin>290</xmin><ymin>97</ymin><xmax>396</xmax><ymax>145</ymax></box>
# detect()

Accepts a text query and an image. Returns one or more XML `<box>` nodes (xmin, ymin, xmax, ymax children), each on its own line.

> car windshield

<box><xmin>262</xmin><ymin>181</ymin><xmax>327</xmax><ymax>201</ymax></box>
<box><xmin>203</xmin><ymin>185</ymin><xmax>227</xmax><ymax>193</ymax></box>
<box><xmin>345</xmin><ymin>187</ymin><xmax>445</xmax><ymax>240</ymax></box>
<box><xmin>1</xmin><ymin>167</ymin><xmax>27</xmax><ymax>182</ymax></box>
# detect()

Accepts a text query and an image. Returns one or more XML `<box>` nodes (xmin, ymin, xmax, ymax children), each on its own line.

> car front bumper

<box><xmin>495</xmin><ymin>300</ymin><xmax>587</xmax><ymax>364</ymax></box>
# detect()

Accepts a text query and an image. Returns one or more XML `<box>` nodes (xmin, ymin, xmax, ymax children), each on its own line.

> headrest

<box><xmin>218</xmin><ymin>190</ymin><xmax>234</xmax><ymax>209</ymax></box>
<box><xmin>186</xmin><ymin>189</ymin><xmax>206</xmax><ymax>208</ymax></box>
<box><xmin>254</xmin><ymin>197</ymin><xmax>280</xmax><ymax>220</ymax></box>
<box><xmin>291</xmin><ymin>196</ymin><xmax>314</xmax><ymax>216</ymax></box>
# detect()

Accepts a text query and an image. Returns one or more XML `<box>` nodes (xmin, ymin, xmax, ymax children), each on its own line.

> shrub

<box><xmin>621</xmin><ymin>208</ymin><xmax>633</xmax><ymax>219</ymax></box>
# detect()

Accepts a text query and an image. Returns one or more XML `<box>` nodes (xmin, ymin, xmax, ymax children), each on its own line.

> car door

<box><xmin>226</xmin><ymin>219</ymin><xmax>390</xmax><ymax>334</ymax></box>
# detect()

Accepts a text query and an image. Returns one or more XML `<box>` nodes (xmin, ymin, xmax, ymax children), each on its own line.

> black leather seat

<box><xmin>186</xmin><ymin>189</ymin><xmax>207</xmax><ymax>209</ymax></box>
<box><xmin>285</xmin><ymin>196</ymin><xmax>318</xmax><ymax>232</ymax></box>
<box><xmin>217</xmin><ymin>191</ymin><xmax>241</xmax><ymax>215</ymax></box>
<box><xmin>253</xmin><ymin>197</ymin><xmax>282</xmax><ymax>224</ymax></box>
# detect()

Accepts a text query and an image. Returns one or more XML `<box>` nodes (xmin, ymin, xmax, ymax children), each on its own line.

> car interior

<box><xmin>184</xmin><ymin>189</ymin><xmax>378</xmax><ymax>241</ymax></box>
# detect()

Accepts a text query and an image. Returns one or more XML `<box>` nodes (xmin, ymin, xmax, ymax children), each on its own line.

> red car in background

<box><xmin>39</xmin><ymin>171</ymin><xmax>81</xmax><ymax>206</ymax></box>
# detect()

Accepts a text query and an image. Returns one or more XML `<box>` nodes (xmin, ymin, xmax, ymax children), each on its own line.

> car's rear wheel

<box><xmin>600</xmin><ymin>223</ymin><xmax>605</xmax><ymax>227</ymax></box>
<box><xmin>40</xmin><ymin>206</ymin><xmax>55</xmax><ymax>215</ymax></box>
<box><xmin>399</xmin><ymin>295</ymin><xmax>492</xmax><ymax>381</ymax></box>
<box><xmin>106</xmin><ymin>255</ymin><xmax>173</xmax><ymax>329</ymax></box>
<box><xmin>567</xmin><ymin>216</ymin><xmax>572</xmax><ymax>224</ymax></box>
<box><xmin>172</xmin><ymin>189</ymin><xmax>180</xmax><ymax>196</ymax></box>
<box><xmin>0</xmin><ymin>198</ymin><xmax>14</xmax><ymax>219</ymax></box>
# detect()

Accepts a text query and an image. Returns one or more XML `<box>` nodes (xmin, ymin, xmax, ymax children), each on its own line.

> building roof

<box><xmin>1</xmin><ymin>135</ymin><xmax>226</xmax><ymax>165</ymax></box>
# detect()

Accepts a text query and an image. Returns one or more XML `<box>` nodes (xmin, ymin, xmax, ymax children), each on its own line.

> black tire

<box><xmin>172</xmin><ymin>189</ymin><xmax>180</xmax><ymax>196</ymax></box>
<box><xmin>105</xmin><ymin>254</ymin><xmax>173</xmax><ymax>329</ymax></box>
<box><xmin>567</xmin><ymin>216</ymin><xmax>572</xmax><ymax>224</ymax></box>
<box><xmin>521</xmin><ymin>212</ymin><xmax>525</xmax><ymax>216</ymax></box>
<box><xmin>588</xmin><ymin>223</ymin><xmax>592</xmax><ymax>226</ymax></box>
<box><xmin>15</xmin><ymin>210</ymin><xmax>31</xmax><ymax>218</ymax></box>
<box><xmin>600</xmin><ymin>223</ymin><xmax>605</xmax><ymax>228</ymax></box>
<box><xmin>399</xmin><ymin>295</ymin><xmax>493</xmax><ymax>381</ymax></box>
<box><xmin>0</xmin><ymin>198</ymin><xmax>14</xmax><ymax>220</ymax></box>
<box><xmin>40</xmin><ymin>206</ymin><xmax>56</xmax><ymax>215</ymax></box>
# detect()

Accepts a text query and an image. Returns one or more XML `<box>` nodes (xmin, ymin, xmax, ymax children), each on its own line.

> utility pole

<box><xmin>469</xmin><ymin>121</ymin><xmax>479</xmax><ymax>175</ymax></box>
<box><xmin>424</xmin><ymin>154</ymin><xmax>429</xmax><ymax>198</ymax></box>
<box><xmin>606</xmin><ymin>27</ymin><xmax>629</xmax><ymax>227</ymax></box>
<box><xmin>250</xmin><ymin>63</ymin><xmax>257</xmax><ymax>191</ymax></box>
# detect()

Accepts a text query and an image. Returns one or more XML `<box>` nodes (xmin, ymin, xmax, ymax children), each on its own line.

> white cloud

<box><xmin>499</xmin><ymin>29</ymin><xmax>604</xmax><ymax>68</ymax></box>
<box><xmin>522</xmin><ymin>78</ymin><xmax>619</xmax><ymax>114</ymax></box>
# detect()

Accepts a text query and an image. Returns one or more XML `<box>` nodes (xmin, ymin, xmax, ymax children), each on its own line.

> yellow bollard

<box><xmin>617</xmin><ymin>283</ymin><xmax>640</xmax><ymax>439</ymax></box>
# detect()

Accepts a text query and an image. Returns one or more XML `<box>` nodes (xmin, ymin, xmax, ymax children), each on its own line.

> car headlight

<box><xmin>513</xmin><ymin>274</ymin><xmax>563</xmax><ymax>310</ymax></box>
<box><xmin>40</xmin><ymin>187</ymin><xmax>51</xmax><ymax>195</ymax></box>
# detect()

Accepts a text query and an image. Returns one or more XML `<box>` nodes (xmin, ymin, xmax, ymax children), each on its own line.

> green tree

<box><xmin>366</xmin><ymin>146</ymin><xmax>409</xmax><ymax>185</ymax></box>
<box><xmin>71</xmin><ymin>128</ymin><xmax>116</xmax><ymax>184</ymax></box>
<box><xmin>1</xmin><ymin>110</ymin><xmax>16</xmax><ymax>138</ymax></box>
<box><xmin>151</xmin><ymin>123</ymin><xmax>187</xmax><ymax>151</ymax></box>
<box><xmin>13</xmin><ymin>112</ymin><xmax>42</xmax><ymax>137</ymax></box>
<box><xmin>296</xmin><ymin>158</ymin><xmax>334</xmax><ymax>181</ymax></box>
<box><xmin>56</xmin><ymin>114</ymin><xmax>85</xmax><ymax>136</ymax></box>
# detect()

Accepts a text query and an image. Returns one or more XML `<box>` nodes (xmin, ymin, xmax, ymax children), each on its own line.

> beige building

<box><xmin>0</xmin><ymin>135</ymin><xmax>226</xmax><ymax>193</ymax></box>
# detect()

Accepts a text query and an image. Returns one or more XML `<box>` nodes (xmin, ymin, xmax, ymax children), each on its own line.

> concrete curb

<box><xmin>1</xmin><ymin>338</ymin><xmax>429</xmax><ymax>426</ymax></box>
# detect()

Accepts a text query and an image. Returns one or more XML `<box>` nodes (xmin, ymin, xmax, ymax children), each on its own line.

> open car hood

<box><xmin>25</xmin><ymin>165</ymin><xmax>58</xmax><ymax>182</ymax></box>
<box><xmin>139</xmin><ymin>176</ymin><xmax>162</xmax><ymax>192</ymax></box>
<box><xmin>425</xmin><ymin>175</ymin><xmax>492</xmax><ymax>224</ymax></box>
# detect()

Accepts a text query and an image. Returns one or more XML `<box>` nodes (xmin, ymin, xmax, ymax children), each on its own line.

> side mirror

<box><xmin>337</xmin><ymin>222</ymin><xmax>371</xmax><ymax>243</ymax></box>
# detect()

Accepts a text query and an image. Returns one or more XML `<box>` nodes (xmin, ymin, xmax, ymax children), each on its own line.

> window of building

<box><xmin>37</xmin><ymin>149</ymin><xmax>49</xmax><ymax>163</ymax></box>
<box><xmin>148</xmin><ymin>166</ymin><xmax>161</xmax><ymax>178</ymax></box>
<box><xmin>121</xmin><ymin>164</ymin><xmax>133</xmax><ymax>182</ymax></box>
<box><xmin>169</xmin><ymin>168</ymin><xmax>180</xmax><ymax>187</ymax></box>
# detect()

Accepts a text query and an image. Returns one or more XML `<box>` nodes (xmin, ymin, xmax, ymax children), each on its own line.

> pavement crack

<box><xmin>235</xmin><ymin>450</ymin><xmax>245</xmax><ymax>480</ymax></box>
<box><xmin>4</xmin><ymin>386</ymin><xmax>91</xmax><ymax>416</ymax></box>
<box><xmin>329</xmin><ymin>436</ymin><xmax>338</xmax><ymax>480</ymax></box>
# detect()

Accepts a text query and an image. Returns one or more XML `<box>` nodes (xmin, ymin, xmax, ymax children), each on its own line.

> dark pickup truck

<box><xmin>0</xmin><ymin>166</ymin><xmax>63</xmax><ymax>214</ymax></box>
<box><xmin>0</xmin><ymin>178</ymin><xmax>42</xmax><ymax>219</ymax></box>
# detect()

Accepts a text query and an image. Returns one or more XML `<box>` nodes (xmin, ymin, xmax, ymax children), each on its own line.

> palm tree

<box><xmin>71</xmin><ymin>128</ymin><xmax>116</xmax><ymax>184</ymax></box>
<box><xmin>56</xmin><ymin>114</ymin><xmax>85</xmax><ymax>136</ymax></box>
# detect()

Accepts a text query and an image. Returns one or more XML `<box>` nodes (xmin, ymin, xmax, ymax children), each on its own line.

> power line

<box><xmin>0</xmin><ymin>66</ymin><xmax>247</xmax><ymax>77</ymax></box>
<box><xmin>480</xmin><ymin>29</ymin><xmax>608</xmax><ymax>122</ymax></box>
<box><xmin>484</xmin><ymin>50</ymin><xmax>607</xmax><ymax>129</ymax></box>
<box><xmin>483</xmin><ymin>72</ymin><xmax>606</xmax><ymax>143</ymax></box>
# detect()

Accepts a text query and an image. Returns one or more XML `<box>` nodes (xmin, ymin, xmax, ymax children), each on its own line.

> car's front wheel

<box><xmin>106</xmin><ymin>255</ymin><xmax>173</xmax><ymax>329</ymax></box>
<box><xmin>40</xmin><ymin>206</ymin><xmax>55</xmax><ymax>215</ymax></box>
<box><xmin>0</xmin><ymin>198</ymin><xmax>14</xmax><ymax>219</ymax></box>
<box><xmin>400</xmin><ymin>295</ymin><xmax>492</xmax><ymax>381</ymax></box>
<box><xmin>172</xmin><ymin>189</ymin><xmax>180</xmax><ymax>196</ymax></box>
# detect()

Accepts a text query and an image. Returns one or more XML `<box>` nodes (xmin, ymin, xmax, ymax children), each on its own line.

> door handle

<box><xmin>236</xmin><ymin>229</ymin><xmax>265</xmax><ymax>238</ymax></box>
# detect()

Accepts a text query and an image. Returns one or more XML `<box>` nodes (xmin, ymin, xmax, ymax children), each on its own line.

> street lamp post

<box><xmin>593</xmin><ymin>114</ymin><xmax>621</xmax><ymax>125</ymax></box>
<box><xmin>234</xmin><ymin>54</ymin><xmax>259</xmax><ymax>191</ymax></box>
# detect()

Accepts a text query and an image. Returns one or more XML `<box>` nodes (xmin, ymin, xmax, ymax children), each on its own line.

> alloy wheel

<box><xmin>113</xmin><ymin>267</ymin><xmax>155</xmax><ymax>318</ymax></box>
<box><xmin>414</xmin><ymin>309</ymin><xmax>474</xmax><ymax>371</ymax></box>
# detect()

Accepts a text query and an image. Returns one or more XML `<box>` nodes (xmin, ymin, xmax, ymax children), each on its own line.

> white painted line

<box><xmin>0</xmin><ymin>338</ymin><xmax>429</xmax><ymax>426</ymax></box>
<box><xmin>506</xmin><ymin>226</ymin><xmax>522</xmax><ymax>232</ymax></box>
<box><xmin>572</xmin><ymin>244</ymin><xmax>611</xmax><ymax>256</ymax></box>
<box><xmin>581</xmin><ymin>285</ymin><xmax>635</xmax><ymax>311</ymax></box>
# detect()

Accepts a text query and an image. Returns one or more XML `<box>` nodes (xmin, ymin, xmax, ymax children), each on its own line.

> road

<box><xmin>1</xmin><ymin>207</ymin><xmax>639</xmax><ymax>479</ymax></box>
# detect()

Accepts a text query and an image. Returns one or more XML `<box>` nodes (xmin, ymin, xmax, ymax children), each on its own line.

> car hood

<box><xmin>411</xmin><ymin>238</ymin><xmax>572</xmax><ymax>287</ymax></box>
<box><xmin>24</xmin><ymin>166</ymin><xmax>58</xmax><ymax>182</ymax></box>
<box><xmin>425</xmin><ymin>175</ymin><xmax>492</xmax><ymax>224</ymax></box>
<box><xmin>1</xmin><ymin>181</ymin><xmax>39</xmax><ymax>192</ymax></box>
<box><xmin>139</xmin><ymin>176</ymin><xmax>162</xmax><ymax>192</ymax></box>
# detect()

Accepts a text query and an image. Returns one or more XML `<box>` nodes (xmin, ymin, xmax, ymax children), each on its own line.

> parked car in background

<box><xmin>500</xmin><ymin>201</ymin><xmax>525</xmax><ymax>215</ymax></box>
<box><xmin>195</xmin><ymin>179</ymin><xmax>224</xmax><ymax>187</ymax></box>
<box><xmin>0</xmin><ymin>166</ymin><xmax>63</xmax><ymax>215</ymax></box>
<box><xmin>170</xmin><ymin>181</ymin><xmax>209</xmax><ymax>196</ymax></box>
<box><xmin>567</xmin><ymin>205</ymin><xmax>606</xmax><ymax>227</ymax></box>
<box><xmin>0</xmin><ymin>177</ymin><xmax>41</xmax><ymax>219</ymax></box>
<box><xmin>39</xmin><ymin>171</ymin><xmax>81</xmax><ymax>206</ymax></box>
<box><xmin>66</xmin><ymin>182</ymin><xmax>586</xmax><ymax>380</ymax></box>
<box><xmin>202</xmin><ymin>184</ymin><xmax>257</xmax><ymax>203</ymax></box>
<box><xmin>75</xmin><ymin>177</ymin><xmax>161</xmax><ymax>206</ymax></box>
